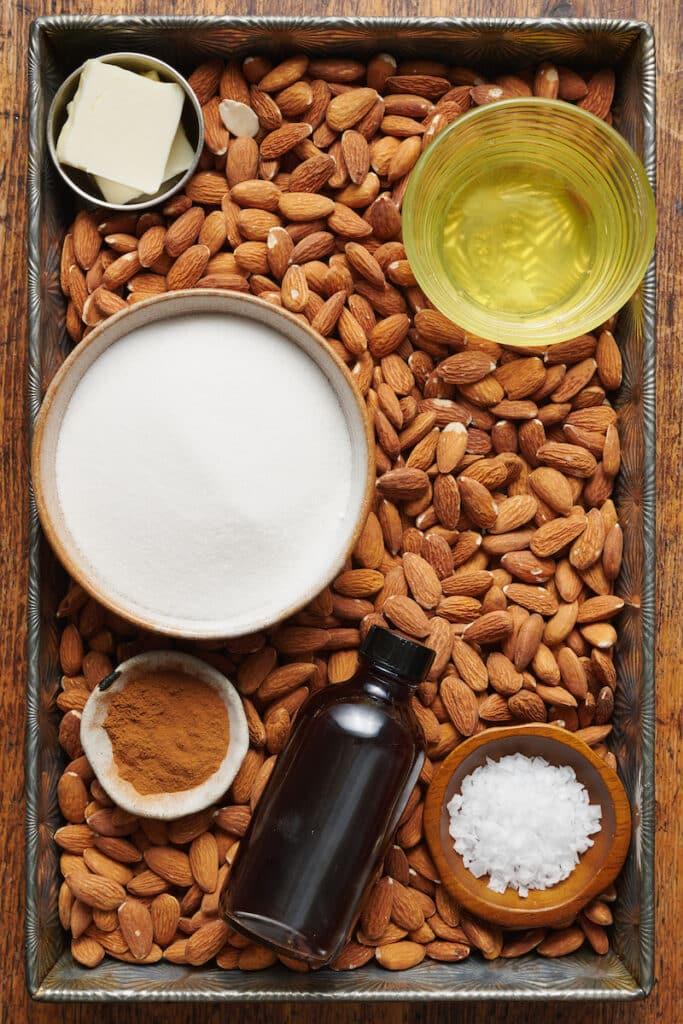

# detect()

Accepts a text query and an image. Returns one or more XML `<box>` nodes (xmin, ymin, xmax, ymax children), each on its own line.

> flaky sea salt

<box><xmin>447</xmin><ymin>753</ymin><xmax>602</xmax><ymax>897</ymax></box>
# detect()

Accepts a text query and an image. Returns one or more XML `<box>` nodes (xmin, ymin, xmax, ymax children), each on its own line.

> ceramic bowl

<box><xmin>47</xmin><ymin>51</ymin><xmax>203</xmax><ymax>211</ymax></box>
<box><xmin>32</xmin><ymin>290</ymin><xmax>374</xmax><ymax>639</ymax></box>
<box><xmin>424</xmin><ymin>724</ymin><xmax>631</xmax><ymax>929</ymax></box>
<box><xmin>80</xmin><ymin>651</ymin><xmax>250</xmax><ymax>819</ymax></box>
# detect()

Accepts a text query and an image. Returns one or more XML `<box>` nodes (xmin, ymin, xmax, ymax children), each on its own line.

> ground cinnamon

<box><xmin>104</xmin><ymin>671</ymin><xmax>229</xmax><ymax>795</ymax></box>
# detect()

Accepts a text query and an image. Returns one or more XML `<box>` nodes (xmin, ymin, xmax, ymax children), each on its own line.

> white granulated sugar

<box><xmin>56</xmin><ymin>313</ymin><xmax>353</xmax><ymax>627</ymax></box>
<box><xmin>447</xmin><ymin>753</ymin><xmax>602</xmax><ymax>897</ymax></box>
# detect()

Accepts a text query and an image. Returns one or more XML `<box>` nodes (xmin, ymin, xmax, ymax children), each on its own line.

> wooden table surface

<box><xmin>1</xmin><ymin>0</ymin><xmax>680</xmax><ymax>1021</ymax></box>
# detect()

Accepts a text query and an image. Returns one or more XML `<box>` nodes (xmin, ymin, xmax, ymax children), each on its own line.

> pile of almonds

<box><xmin>55</xmin><ymin>51</ymin><xmax>622</xmax><ymax>972</ymax></box>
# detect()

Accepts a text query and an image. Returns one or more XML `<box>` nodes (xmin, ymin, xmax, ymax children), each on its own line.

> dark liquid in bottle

<box><xmin>222</xmin><ymin>663</ymin><xmax>426</xmax><ymax>965</ymax></box>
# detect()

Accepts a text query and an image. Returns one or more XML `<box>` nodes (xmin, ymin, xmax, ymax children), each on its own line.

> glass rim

<box><xmin>403</xmin><ymin>97</ymin><xmax>656</xmax><ymax>347</ymax></box>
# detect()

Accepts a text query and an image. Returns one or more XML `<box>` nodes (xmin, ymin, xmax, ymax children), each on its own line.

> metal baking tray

<box><xmin>26</xmin><ymin>15</ymin><xmax>656</xmax><ymax>1002</ymax></box>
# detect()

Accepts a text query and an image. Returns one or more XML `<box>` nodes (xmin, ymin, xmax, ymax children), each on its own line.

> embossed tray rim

<box><xmin>26</xmin><ymin>14</ymin><xmax>656</xmax><ymax>1003</ymax></box>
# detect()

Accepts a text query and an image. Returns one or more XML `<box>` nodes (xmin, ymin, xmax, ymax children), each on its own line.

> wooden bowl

<box><xmin>32</xmin><ymin>290</ymin><xmax>374</xmax><ymax>639</ymax></box>
<box><xmin>424</xmin><ymin>724</ymin><xmax>631</xmax><ymax>929</ymax></box>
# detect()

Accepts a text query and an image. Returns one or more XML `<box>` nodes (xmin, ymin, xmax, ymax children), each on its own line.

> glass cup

<box><xmin>403</xmin><ymin>99</ymin><xmax>656</xmax><ymax>347</ymax></box>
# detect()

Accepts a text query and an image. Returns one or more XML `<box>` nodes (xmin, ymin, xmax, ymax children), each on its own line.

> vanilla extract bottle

<box><xmin>222</xmin><ymin>626</ymin><xmax>434</xmax><ymax>966</ymax></box>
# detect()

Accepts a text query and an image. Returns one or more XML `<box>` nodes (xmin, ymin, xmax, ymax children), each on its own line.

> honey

<box><xmin>441</xmin><ymin>162</ymin><xmax>594</xmax><ymax>318</ymax></box>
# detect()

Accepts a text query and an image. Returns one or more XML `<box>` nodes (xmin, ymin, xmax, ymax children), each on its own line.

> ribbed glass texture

<box><xmin>403</xmin><ymin>99</ymin><xmax>656</xmax><ymax>346</ymax></box>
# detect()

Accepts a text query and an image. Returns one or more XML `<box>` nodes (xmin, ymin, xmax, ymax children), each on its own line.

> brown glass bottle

<box><xmin>222</xmin><ymin>626</ymin><xmax>434</xmax><ymax>966</ymax></box>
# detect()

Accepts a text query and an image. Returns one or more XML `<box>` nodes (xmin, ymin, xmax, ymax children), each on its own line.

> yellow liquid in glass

<box><xmin>441</xmin><ymin>164</ymin><xmax>595</xmax><ymax>318</ymax></box>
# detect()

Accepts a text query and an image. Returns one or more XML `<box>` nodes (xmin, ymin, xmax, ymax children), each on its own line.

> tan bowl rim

<box><xmin>424</xmin><ymin>723</ymin><xmax>632</xmax><ymax>929</ymax></box>
<box><xmin>32</xmin><ymin>289</ymin><xmax>375</xmax><ymax>639</ymax></box>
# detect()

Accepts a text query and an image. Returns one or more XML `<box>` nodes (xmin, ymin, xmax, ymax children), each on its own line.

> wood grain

<box><xmin>0</xmin><ymin>0</ymin><xmax>680</xmax><ymax>1021</ymax></box>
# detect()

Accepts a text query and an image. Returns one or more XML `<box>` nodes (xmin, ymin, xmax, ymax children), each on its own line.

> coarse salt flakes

<box><xmin>447</xmin><ymin>753</ymin><xmax>602</xmax><ymax>897</ymax></box>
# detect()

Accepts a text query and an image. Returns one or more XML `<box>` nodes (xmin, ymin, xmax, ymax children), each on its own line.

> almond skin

<box><xmin>375</xmin><ymin>940</ymin><xmax>426</xmax><ymax>970</ymax></box>
<box><xmin>327</xmin><ymin>88</ymin><xmax>379</xmax><ymax>131</ymax></box>
<box><xmin>441</xmin><ymin>675</ymin><xmax>479</xmax><ymax>736</ymax></box>
<box><xmin>402</xmin><ymin>552</ymin><xmax>442</xmax><ymax>609</ymax></box>
<box><xmin>143</xmin><ymin>848</ymin><xmax>193</xmax><ymax>888</ymax></box>
<box><xmin>66</xmin><ymin>873</ymin><xmax>126</xmax><ymax>911</ymax></box>
<box><xmin>360</xmin><ymin>876</ymin><xmax>394</xmax><ymax>942</ymax></box>
<box><xmin>383</xmin><ymin>595</ymin><xmax>431</xmax><ymax>638</ymax></box>
<box><xmin>117</xmin><ymin>899</ymin><xmax>154</xmax><ymax>960</ymax></box>
<box><xmin>189</xmin><ymin>832</ymin><xmax>219</xmax><ymax>893</ymax></box>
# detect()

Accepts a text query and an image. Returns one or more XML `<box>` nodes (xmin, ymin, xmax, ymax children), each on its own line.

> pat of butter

<box><xmin>57</xmin><ymin>60</ymin><xmax>184</xmax><ymax>194</ymax></box>
<box><xmin>94</xmin><ymin>124</ymin><xmax>195</xmax><ymax>204</ymax></box>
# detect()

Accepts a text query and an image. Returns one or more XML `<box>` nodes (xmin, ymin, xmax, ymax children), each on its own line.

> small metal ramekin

<box><xmin>47</xmin><ymin>51</ymin><xmax>204</xmax><ymax>212</ymax></box>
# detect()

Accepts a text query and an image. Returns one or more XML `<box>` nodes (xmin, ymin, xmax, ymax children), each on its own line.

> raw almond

<box><xmin>258</xmin><ymin>56</ymin><xmax>309</xmax><ymax>93</ymax></box>
<box><xmin>531</xmin><ymin>514</ymin><xmax>587</xmax><ymax>557</ymax></box>
<box><xmin>71</xmin><ymin>935</ymin><xmax>105</xmax><ymax>968</ymax></box>
<box><xmin>504</xmin><ymin>583</ymin><xmax>558</xmax><ymax>616</ymax></box>
<box><xmin>462</xmin><ymin>611</ymin><xmax>514</xmax><ymax>645</ymax></box>
<box><xmin>377</xmin><ymin>468</ymin><xmax>430</xmax><ymax>501</ymax></box>
<box><xmin>117</xmin><ymin>899</ymin><xmax>154</xmax><ymax>960</ymax></box>
<box><xmin>458</xmin><ymin>475</ymin><xmax>497</xmax><ymax>529</ymax></box>
<box><xmin>576</xmin><ymin>595</ymin><xmax>625</xmax><ymax>623</ymax></box>
<box><xmin>490</xmin><ymin>495</ymin><xmax>538</xmax><ymax>534</ymax></box>
<box><xmin>436</xmin><ymin>422</ymin><xmax>468</xmax><ymax>473</ymax></box>
<box><xmin>426</xmin><ymin>940</ymin><xmax>470</xmax><ymax>962</ymax></box>
<box><xmin>570</xmin><ymin>507</ymin><xmax>605</xmax><ymax>569</ymax></box>
<box><xmin>375</xmin><ymin>940</ymin><xmax>426</xmax><ymax>970</ymax></box>
<box><xmin>189</xmin><ymin>832</ymin><xmax>219</xmax><ymax>893</ymax></box>
<box><xmin>185</xmin><ymin>919</ymin><xmax>231</xmax><ymax>966</ymax></box>
<box><xmin>528</xmin><ymin>467</ymin><xmax>574</xmax><ymax>515</ymax></box>
<box><xmin>278</xmin><ymin>192</ymin><xmax>336</xmax><ymax>221</ymax></box>
<box><xmin>58</xmin><ymin>771</ymin><xmax>89</xmax><ymax>823</ymax></box>
<box><xmin>58</xmin><ymin>626</ymin><xmax>82</xmax><ymax>675</ymax></box>
<box><xmin>538</xmin><ymin>925</ymin><xmax>585</xmax><ymax>957</ymax></box>
<box><xmin>280</xmin><ymin>263</ymin><xmax>309</xmax><ymax>312</ymax></box>
<box><xmin>327</xmin><ymin>88</ymin><xmax>379</xmax><ymax>131</ymax></box>
<box><xmin>260</xmin><ymin>122</ymin><xmax>312</xmax><ymax>160</ymax></box>
<box><xmin>150</xmin><ymin>893</ymin><xmax>180</xmax><ymax>947</ymax></box>
<box><xmin>451</xmin><ymin>638</ymin><xmax>489</xmax><ymax>691</ymax></box>
<box><xmin>433</xmin><ymin>474</ymin><xmax>461</xmax><ymax>530</ymax></box>
<box><xmin>460</xmin><ymin>914</ymin><xmax>503</xmax><ymax>959</ymax></box>
<box><xmin>441</xmin><ymin>675</ymin><xmax>479</xmax><ymax>736</ymax></box>
<box><xmin>383</xmin><ymin>595</ymin><xmax>431</xmax><ymax>638</ymax></box>
<box><xmin>334</xmin><ymin>569</ymin><xmax>385</xmax><ymax>598</ymax></box>
<box><xmin>360</xmin><ymin>876</ymin><xmax>394</xmax><ymax>942</ymax></box>
<box><xmin>166</xmin><ymin>244</ymin><xmax>210</xmax><ymax>290</ymax></box>
<box><xmin>402</xmin><ymin>552</ymin><xmax>442</xmax><ymax>609</ymax></box>
<box><xmin>501</xmin><ymin>550</ymin><xmax>555</xmax><ymax>585</ymax></box>
<box><xmin>508</xmin><ymin>689</ymin><xmax>547</xmax><ymax>722</ymax></box>
<box><xmin>82</xmin><ymin>847</ymin><xmax>133</xmax><ymax>886</ymax></box>
<box><xmin>390</xmin><ymin>882</ymin><xmax>425</xmax><ymax>931</ymax></box>
<box><xmin>289</xmin><ymin>153</ymin><xmax>336</xmax><ymax>193</ymax></box>
<box><xmin>330</xmin><ymin>941</ymin><xmax>375</xmax><ymax>970</ymax></box>
<box><xmin>537</xmin><ymin>442</ymin><xmax>598</xmax><ymax>478</ymax></box>
<box><xmin>143</xmin><ymin>847</ymin><xmax>193</xmax><ymax>887</ymax></box>
<box><xmin>66</xmin><ymin>872</ymin><xmax>126</xmax><ymax>911</ymax></box>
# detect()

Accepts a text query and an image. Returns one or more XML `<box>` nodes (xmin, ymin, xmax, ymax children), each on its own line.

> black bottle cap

<box><xmin>360</xmin><ymin>626</ymin><xmax>435</xmax><ymax>684</ymax></box>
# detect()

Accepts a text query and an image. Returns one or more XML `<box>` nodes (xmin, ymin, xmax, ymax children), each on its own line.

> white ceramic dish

<box><xmin>32</xmin><ymin>290</ymin><xmax>374</xmax><ymax>639</ymax></box>
<box><xmin>80</xmin><ymin>650</ymin><xmax>249</xmax><ymax>819</ymax></box>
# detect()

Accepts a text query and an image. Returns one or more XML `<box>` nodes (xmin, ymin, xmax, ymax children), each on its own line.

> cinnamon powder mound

<box><xmin>104</xmin><ymin>671</ymin><xmax>229</xmax><ymax>795</ymax></box>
